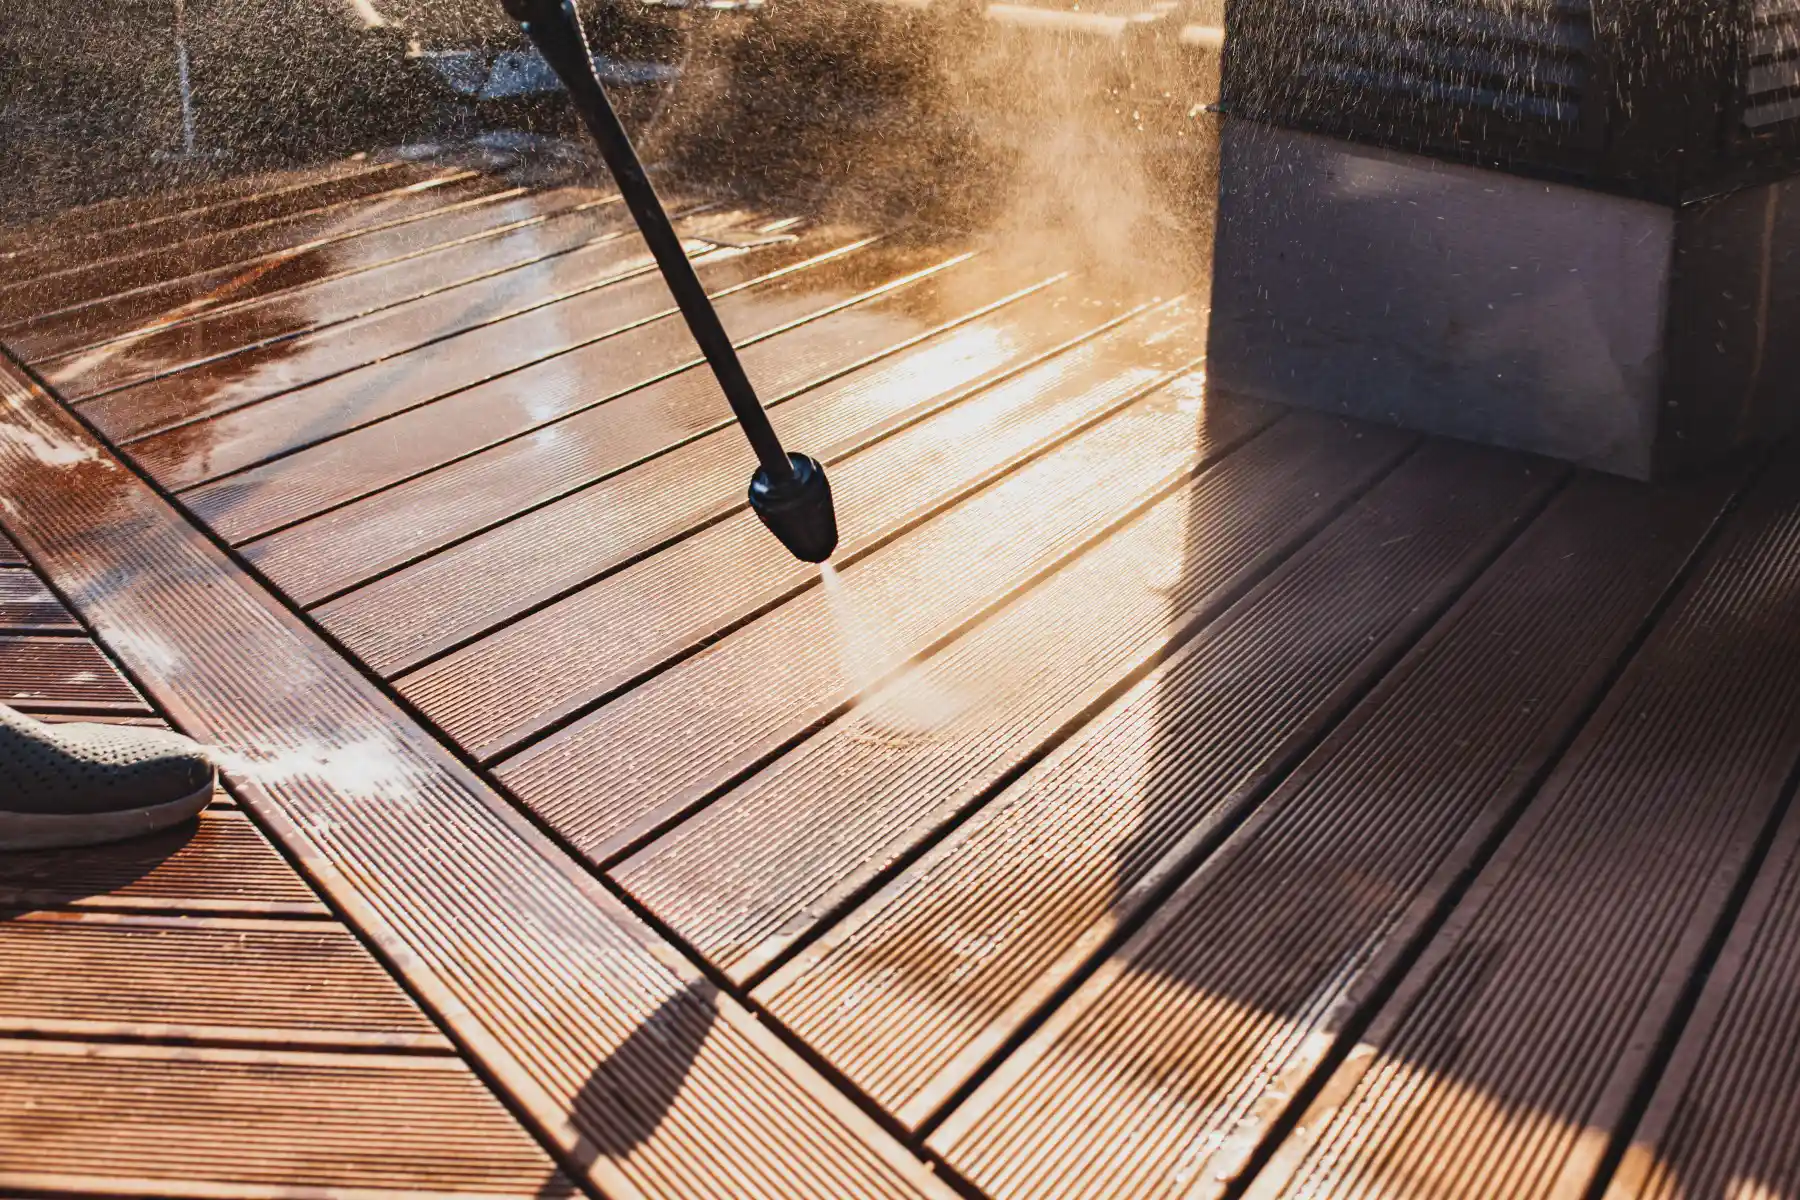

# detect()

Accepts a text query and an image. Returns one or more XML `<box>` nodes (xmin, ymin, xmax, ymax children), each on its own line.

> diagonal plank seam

<box><xmin>251</xmin><ymin>255</ymin><xmax>1057</xmax><ymax>613</ymax></box>
<box><xmin>0</xmin><ymin>163</ymin><xmax>456</xmax><ymax>320</ymax></box>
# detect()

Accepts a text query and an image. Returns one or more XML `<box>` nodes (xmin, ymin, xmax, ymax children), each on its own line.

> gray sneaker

<box><xmin>0</xmin><ymin>704</ymin><xmax>216</xmax><ymax>851</ymax></box>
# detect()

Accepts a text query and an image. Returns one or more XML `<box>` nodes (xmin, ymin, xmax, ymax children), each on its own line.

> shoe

<box><xmin>0</xmin><ymin>704</ymin><xmax>216</xmax><ymax>851</ymax></box>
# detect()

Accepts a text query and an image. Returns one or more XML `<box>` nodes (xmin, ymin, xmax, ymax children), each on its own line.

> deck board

<box><xmin>0</xmin><ymin>913</ymin><xmax>448</xmax><ymax>1049</ymax></box>
<box><xmin>137</xmin><ymin>222</ymin><xmax>841</xmax><ymax>493</ymax></box>
<box><xmin>0</xmin><ymin>569</ymin><xmax>78</xmax><ymax>633</ymax></box>
<box><xmin>37</xmin><ymin>186</ymin><xmax>633</xmax><ymax>397</ymax></box>
<box><xmin>0</xmin><ymin>1041</ymin><xmax>570</xmax><ymax>1198</ymax></box>
<box><xmin>0</xmin><ymin>809</ymin><xmax>324</xmax><ymax>916</ymax></box>
<box><xmin>1603</xmin><ymin>780</ymin><xmax>1800</xmax><ymax>1200</ymax></box>
<box><xmin>327</xmin><ymin>273</ymin><xmax>1121</xmax><ymax>677</ymax></box>
<box><xmin>0</xmin><ymin>169</ymin><xmax>499</xmax><ymax>333</ymax></box>
<box><xmin>404</xmin><ymin>297</ymin><xmax>1224</xmax><ymax>757</ymax></box>
<box><xmin>0</xmin><ymin>635</ymin><xmax>149</xmax><ymax>715</ymax></box>
<box><xmin>494</xmin><ymin>338</ymin><xmax>1256</xmax><ymax>860</ymax></box>
<box><xmin>0</xmin><ymin>348</ymin><xmax>956</xmax><ymax>1199</ymax></box>
<box><xmin>200</xmin><ymin>238</ymin><xmax>950</xmax><ymax>549</ymax></box>
<box><xmin>1243</xmin><ymin>451</ymin><xmax>1800</xmax><ymax>1199</ymax></box>
<box><xmin>0</xmin><ymin>500</ymin><xmax>564</xmax><ymax>1191</ymax></box>
<box><xmin>234</xmin><ymin>246</ymin><xmax>1010</xmax><ymax>603</ymax></box>
<box><xmin>755</xmin><ymin>441</ymin><xmax>1561</xmax><ymax>1127</ymax></box>
<box><xmin>0</xmin><ymin>159</ymin><xmax>424</xmax><ymax>295</ymax></box>
<box><xmin>625</xmin><ymin>413</ymin><xmax>1411</xmax><ymax>986</ymax></box>
<box><xmin>927</xmin><ymin>466</ymin><xmax>1739</xmax><ymax>1198</ymax></box>
<box><xmin>13</xmin><ymin>174</ymin><xmax>530</xmax><ymax>369</ymax></box>
<box><xmin>0</xmin><ymin>157</ymin><xmax>396</xmax><ymax>265</ymax></box>
<box><xmin>82</xmin><ymin>203</ymin><xmax>752</xmax><ymax>447</ymax></box>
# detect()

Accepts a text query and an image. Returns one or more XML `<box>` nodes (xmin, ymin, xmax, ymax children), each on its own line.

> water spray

<box><xmin>500</xmin><ymin>0</ymin><xmax>838</xmax><ymax>563</ymax></box>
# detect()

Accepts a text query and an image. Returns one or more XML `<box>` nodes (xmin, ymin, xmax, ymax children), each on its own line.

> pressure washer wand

<box><xmin>500</xmin><ymin>0</ymin><xmax>838</xmax><ymax>563</ymax></box>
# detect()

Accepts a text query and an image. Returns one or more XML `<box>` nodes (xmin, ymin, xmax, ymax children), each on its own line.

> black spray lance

<box><xmin>500</xmin><ymin>0</ymin><xmax>839</xmax><ymax>563</ymax></box>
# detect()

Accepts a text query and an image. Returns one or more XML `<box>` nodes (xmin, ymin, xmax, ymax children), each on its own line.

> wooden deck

<box><xmin>3</xmin><ymin>149</ymin><xmax>1800</xmax><ymax>1199</ymax></box>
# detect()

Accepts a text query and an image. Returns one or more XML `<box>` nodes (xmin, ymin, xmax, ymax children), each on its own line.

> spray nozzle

<box><xmin>748</xmin><ymin>454</ymin><xmax>839</xmax><ymax>564</ymax></box>
<box><xmin>500</xmin><ymin>0</ymin><xmax>841</xmax><ymax>566</ymax></box>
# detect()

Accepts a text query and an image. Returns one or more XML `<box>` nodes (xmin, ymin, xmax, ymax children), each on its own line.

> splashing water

<box><xmin>819</xmin><ymin>562</ymin><xmax>969</xmax><ymax>745</ymax></box>
<box><xmin>819</xmin><ymin>561</ymin><xmax>889</xmax><ymax>696</ymax></box>
<box><xmin>212</xmin><ymin>734</ymin><xmax>430</xmax><ymax>802</ymax></box>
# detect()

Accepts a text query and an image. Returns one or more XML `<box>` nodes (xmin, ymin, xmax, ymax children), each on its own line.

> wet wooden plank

<box><xmin>412</xmin><ymin>300</ymin><xmax>1234</xmax><ymax>762</ymax></box>
<box><xmin>36</xmin><ymin>186</ymin><xmax>630</xmax><ymax>397</ymax></box>
<box><xmin>0</xmin><ymin>166</ymin><xmax>471</xmax><ymax>329</ymax></box>
<box><xmin>82</xmin><ymin>203</ymin><xmax>755</xmax><ymax>447</ymax></box>
<box><xmin>0</xmin><ymin>635</ymin><xmax>148</xmax><ymax>715</ymax></box>
<box><xmin>1242</xmin><ymin>454</ymin><xmax>1800</xmax><ymax>1200</ymax></box>
<box><xmin>1602</xmin><ymin>787</ymin><xmax>1800</xmax><ymax>1200</ymax></box>
<box><xmin>924</xmin><ymin>468</ymin><xmax>1737</xmax><ymax>1198</ymax></box>
<box><xmin>0</xmin><ymin>159</ymin><xmax>419</xmax><ymax>291</ymax></box>
<box><xmin>6</xmin><ymin>173</ymin><xmax>520</xmax><ymax>360</ymax></box>
<box><xmin>622</xmin><ymin>413</ymin><xmax>1411</xmax><ymax>985</ymax></box>
<box><xmin>196</xmin><ymin>238</ymin><xmax>949</xmax><ymax>549</ymax></box>
<box><xmin>493</xmin><ymin>335</ymin><xmax>1267</xmax><ymax>863</ymax></box>
<box><xmin>130</xmin><ymin>223</ymin><xmax>846</xmax><ymax>492</ymax></box>
<box><xmin>0</xmin><ymin>913</ymin><xmax>448</xmax><ymax>1051</ymax></box>
<box><xmin>0</xmin><ymin>568</ymin><xmax>78</xmax><ymax>633</ymax></box>
<box><xmin>756</xmin><ymin>441</ymin><xmax>1562</xmax><ymax>1129</ymax></box>
<box><xmin>0</xmin><ymin>810</ymin><xmax>325</xmax><ymax>917</ymax></box>
<box><xmin>0</xmin><ymin>1041</ymin><xmax>569</xmax><ymax>1197</ymax></box>
<box><xmin>0</xmin><ymin>158</ymin><xmax>383</xmax><ymax>258</ymax></box>
<box><xmin>232</xmin><ymin>249</ymin><xmax>1030</xmax><ymax>612</ymax></box>
<box><xmin>326</xmin><ymin>274</ymin><xmax>1121</xmax><ymax>677</ymax></box>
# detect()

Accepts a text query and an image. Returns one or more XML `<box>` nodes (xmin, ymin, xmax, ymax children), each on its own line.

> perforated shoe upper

<box><xmin>0</xmin><ymin>704</ymin><xmax>215</xmax><ymax>816</ymax></box>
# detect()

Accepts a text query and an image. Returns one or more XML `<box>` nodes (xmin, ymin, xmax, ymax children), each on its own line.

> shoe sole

<box><xmin>0</xmin><ymin>779</ymin><xmax>217</xmax><ymax>852</ymax></box>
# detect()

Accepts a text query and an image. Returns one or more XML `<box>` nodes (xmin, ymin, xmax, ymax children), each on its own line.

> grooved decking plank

<box><xmin>326</xmin><ymin>274</ymin><xmax>1119</xmax><ymax>677</ymax></box>
<box><xmin>0</xmin><ymin>568</ymin><xmax>78</xmax><ymax>632</ymax></box>
<box><xmin>928</xmin><ymin>468</ymin><xmax>1739</xmax><ymax>1200</ymax></box>
<box><xmin>37</xmin><ymin>186</ymin><xmax>631</xmax><ymax>399</ymax></box>
<box><xmin>0</xmin><ymin>357</ymin><xmax>953</xmax><ymax>1200</ymax></box>
<box><xmin>1242</xmin><ymin>453</ymin><xmax>1800</xmax><ymax>1200</ymax></box>
<box><xmin>0</xmin><ymin>1041</ymin><xmax>569</xmax><ymax>1197</ymax></box>
<box><xmin>200</xmin><ymin>238</ymin><xmax>957</xmax><ymax>550</ymax></box>
<box><xmin>34</xmin><ymin>183</ymin><xmax>600</xmax><ymax>389</ymax></box>
<box><xmin>625</xmin><ymin>413</ymin><xmax>1412</xmax><ymax>984</ymax></box>
<box><xmin>757</xmin><ymin>441</ymin><xmax>1561</xmax><ymax>1128</ymax></box>
<box><xmin>1602</xmin><ymin>789</ymin><xmax>1800</xmax><ymax>1200</ymax></box>
<box><xmin>0</xmin><ymin>160</ymin><xmax>425</xmax><ymax>299</ymax></box>
<box><xmin>83</xmin><ymin>203</ymin><xmax>753</xmax><ymax>449</ymax></box>
<box><xmin>0</xmin><ymin>531</ymin><xmax>22</xmax><ymax>567</ymax></box>
<box><xmin>0</xmin><ymin>913</ymin><xmax>448</xmax><ymax>1050</ymax></box>
<box><xmin>0</xmin><ymin>810</ymin><xmax>324</xmax><ymax>915</ymax></box>
<box><xmin>237</xmin><ymin>249</ymin><xmax>1035</xmax><ymax>608</ymax></box>
<box><xmin>0</xmin><ymin>156</ymin><xmax>395</xmax><ymax>268</ymax></box>
<box><xmin>131</xmin><ymin>224</ymin><xmax>849</xmax><ymax>494</ymax></box>
<box><xmin>408</xmin><ymin>297</ymin><xmax>1222</xmax><ymax>759</ymax></box>
<box><xmin>0</xmin><ymin>635</ymin><xmax>148</xmax><ymax>715</ymax></box>
<box><xmin>0</xmin><ymin>171</ymin><xmax>504</xmax><ymax>338</ymax></box>
<box><xmin>496</xmin><ymin>341</ymin><xmax>1271</xmax><ymax>862</ymax></box>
